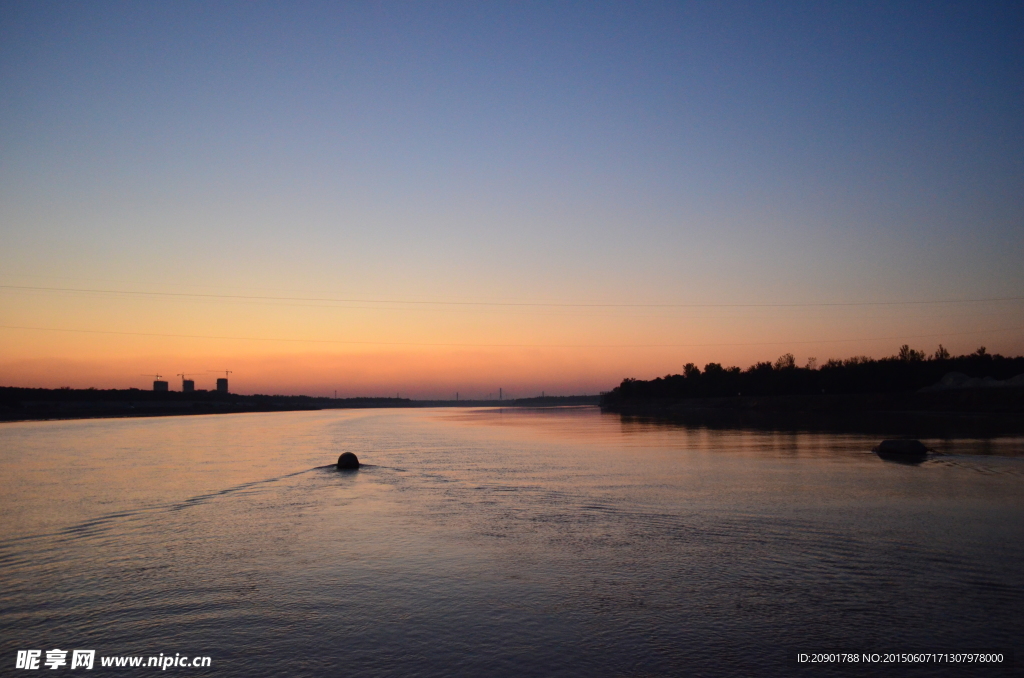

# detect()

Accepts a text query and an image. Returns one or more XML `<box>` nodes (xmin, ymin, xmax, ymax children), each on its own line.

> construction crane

<box><xmin>209</xmin><ymin>370</ymin><xmax>233</xmax><ymax>393</ymax></box>
<box><xmin>142</xmin><ymin>374</ymin><xmax>168</xmax><ymax>391</ymax></box>
<box><xmin>177</xmin><ymin>372</ymin><xmax>204</xmax><ymax>392</ymax></box>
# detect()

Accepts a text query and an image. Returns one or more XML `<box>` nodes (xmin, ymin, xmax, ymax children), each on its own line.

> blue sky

<box><xmin>1</xmin><ymin>1</ymin><xmax>1022</xmax><ymax>394</ymax></box>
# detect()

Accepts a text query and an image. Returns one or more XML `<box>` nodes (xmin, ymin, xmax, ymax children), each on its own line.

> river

<box><xmin>1</xmin><ymin>407</ymin><xmax>1021</xmax><ymax>676</ymax></box>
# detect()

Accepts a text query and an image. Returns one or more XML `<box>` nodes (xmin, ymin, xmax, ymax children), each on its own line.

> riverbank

<box><xmin>602</xmin><ymin>387</ymin><xmax>1024</xmax><ymax>437</ymax></box>
<box><xmin>0</xmin><ymin>387</ymin><xmax>600</xmax><ymax>423</ymax></box>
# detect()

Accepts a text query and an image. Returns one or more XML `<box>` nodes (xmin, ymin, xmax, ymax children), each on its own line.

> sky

<box><xmin>1</xmin><ymin>1</ymin><xmax>1022</xmax><ymax>397</ymax></box>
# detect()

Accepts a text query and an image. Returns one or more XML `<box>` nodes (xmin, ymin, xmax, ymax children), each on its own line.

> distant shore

<box><xmin>0</xmin><ymin>387</ymin><xmax>600</xmax><ymax>423</ymax></box>
<box><xmin>598</xmin><ymin>348</ymin><xmax>1024</xmax><ymax>437</ymax></box>
<box><xmin>601</xmin><ymin>388</ymin><xmax>1024</xmax><ymax>437</ymax></box>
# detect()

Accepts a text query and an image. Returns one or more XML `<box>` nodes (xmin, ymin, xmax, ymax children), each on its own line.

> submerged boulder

<box><xmin>337</xmin><ymin>452</ymin><xmax>360</xmax><ymax>470</ymax></box>
<box><xmin>873</xmin><ymin>439</ymin><xmax>928</xmax><ymax>463</ymax></box>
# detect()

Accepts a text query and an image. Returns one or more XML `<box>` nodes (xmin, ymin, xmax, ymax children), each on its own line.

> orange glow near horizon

<box><xmin>3</xmin><ymin>3</ymin><xmax>1024</xmax><ymax>399</ymax></box>
<box><xmin>2</xmin><ymin>285</ymin><xmax>1021</xmax><ymax>397</ymax></box>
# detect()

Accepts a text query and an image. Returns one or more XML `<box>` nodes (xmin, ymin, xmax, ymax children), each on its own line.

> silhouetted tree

<box><xmin>774</xmin><ymin>353</ymin><xmax>796</xmax><ymax>370</ymax></box>
<box><xmin>600</xmin><ymin>345</ymin><xmax>1024</xmax><ymax>408</ymax></box>
<box><xmin>898</xmin><ymin>345</ymin><xmax>926</xmax><ymax>362</ymax></box>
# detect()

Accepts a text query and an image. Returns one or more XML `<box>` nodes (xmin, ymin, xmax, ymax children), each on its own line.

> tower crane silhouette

<box><xmin>142</xmin><ymin>374</ymin><xmax>168</xmax><ymax>391</ymax></box>
<box><xmin>208</xmin><ymin>370</ymin><xmax>233</xmax><ymax>393</ymax></box>
<box><xmin>176</xmin><ymin>372</ymin><xmax>204</xmax><ymax>389</ymax></box>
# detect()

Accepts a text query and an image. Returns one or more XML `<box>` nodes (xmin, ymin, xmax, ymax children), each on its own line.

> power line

<box><xmin>2</xmin><ymin>285</ymin><xmax>1022</xmax><ymax>309</ymax></box>
<box><xmin>0</xmin><ymin>324</ymin><xmax>1020</xmax><ymax>349</ymax></box>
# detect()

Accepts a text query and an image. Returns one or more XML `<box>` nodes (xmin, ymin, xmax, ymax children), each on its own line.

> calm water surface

<box><xmin>1</xmin><ymin>407</ymin><xmax>1022</xmax><ymax>677</ymax></box>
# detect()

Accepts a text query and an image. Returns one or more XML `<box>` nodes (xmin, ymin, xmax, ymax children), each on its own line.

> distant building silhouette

<box><xmin>153</xmin><ymin>380</ymin><xmax>168</xmax><ymax>392</ymax></box>
<box><xmin>217</xmin><ymin>378</ymin><xmax>228</xmax><ymax>393</ymax></box>
<box><xmin>183</xmin><ymin>380</ymin><xmax>195</xmax><ymax>392</ymax></box>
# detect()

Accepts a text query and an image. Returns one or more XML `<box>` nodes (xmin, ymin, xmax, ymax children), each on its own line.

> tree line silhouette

<box><xmin>602</xmin><ymin>345</ymin><xmax>1024</xmax><ymax>405</ymax></box>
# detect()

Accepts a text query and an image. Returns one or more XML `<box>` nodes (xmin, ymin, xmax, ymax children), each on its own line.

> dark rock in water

<box><xmin>337</xmin><ymin>452</ymin><xmax>360</xmax><ymax>470</ymax></box>
<box><xmin>873</xmin><ymin>439</ymin><xmax>928</xmax><ymax>463</ymax></box>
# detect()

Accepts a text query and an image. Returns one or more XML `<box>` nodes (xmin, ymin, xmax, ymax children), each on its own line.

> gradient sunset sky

<box><xmin>2</xmin><ymin>1</ymin><xmax>1022</xmax><ymax>397</ymax></box>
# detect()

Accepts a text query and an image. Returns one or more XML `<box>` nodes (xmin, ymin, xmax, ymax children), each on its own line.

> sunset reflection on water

<box><xmin>1</xmin><ymin>408</ymin><xmax>1021</xmax><ymax>677</ymax></box>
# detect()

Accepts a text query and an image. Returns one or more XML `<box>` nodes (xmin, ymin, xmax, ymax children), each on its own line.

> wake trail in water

<box><xmin>0</xmin><ymin>467</ymin><xmax>321</xmax><ymax>555</ymax></box>
<box><xmin>925</xmin><ymin>455</ymin><xmax>1024</xmax><ymax>475</ymax></box>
